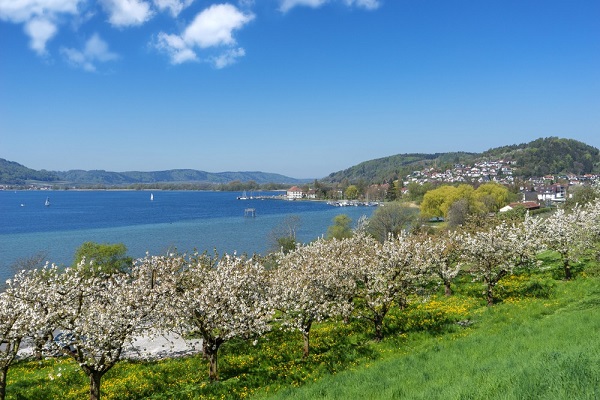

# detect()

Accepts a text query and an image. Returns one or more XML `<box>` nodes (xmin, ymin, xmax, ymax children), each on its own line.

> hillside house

<box><xmin>537</xmin><ymin>184</ymin><xmax>567</xmax><ymax>203</ymax></box>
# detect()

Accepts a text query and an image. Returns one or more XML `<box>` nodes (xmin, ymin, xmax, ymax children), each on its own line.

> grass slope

<box><xmin>261</xmin><ymin>278</ymin><xmax>600</xmax><ymax>400</ymax></box>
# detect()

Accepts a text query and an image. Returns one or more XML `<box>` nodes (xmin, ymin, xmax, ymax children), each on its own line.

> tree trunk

<box><xmin>34</xmin><ymin>342</ymin><xmax>43</xmax><ymax>361</ymax></box>
<box><xmin>33</xmin><ymin>332</ymin><xmax>51</xmax><ymax>360</ymax></box>
<box><xmin>564</xmin><ymin>260</ymin><xmax>572</xmax><ymax>280</ymax></box>
<box><xmin>302</xmin><ymin>321</ymin><xmax>312</xmax><ymax>358</ymax></box>
<box><xmin>0</xmin><ymin>366</ymin><xmax>8</xmax><ymax>400</ymax></box>
<box><xmin>444</xmin><ymin>281</ymin><xmax>452</xmax><ymax>297</ymax></box>
<box><xmin>205</xmin><ymin>338</ymin><xmax>222</xmax><ymax>381</ymax></box>
<box><xmin>486</xmin><ymin>282</ymin><xmax>495</xmax><ymax>306</ymax></box>
<box><xmin>374</xmin><ymin>314</ymin><xmax>384</xmax><ymax>341</ymax></box>
<box><xmin>88</xmin><ymin>370</ymin><xmax>104</xmax><ymax>400</ymax></box>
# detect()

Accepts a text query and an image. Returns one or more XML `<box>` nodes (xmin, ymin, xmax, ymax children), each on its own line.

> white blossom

<box><xmin>538</xmin><ymin>202</ymin><xmax>597</xmax><ymax>280</ymax></box>
<box><xmin>460</xmin><ymin>217</ymin><xmax>542</xmax><ymax>305</ymax></box>
<box><xmin>269</xmin><ymin>235</ymin><xmax>366</xmax><ymax>356</ymax></box>
<box><xmin>157</xmin><ymin>253</ymin><xmax>273</xmax><ymax>381</ymax></box>
<box><xmin>352</xmin><ymin>233</ymin><xmax>428</xmax><ymax>340</ymax></box>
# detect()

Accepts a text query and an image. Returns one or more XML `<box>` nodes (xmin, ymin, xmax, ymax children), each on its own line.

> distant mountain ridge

<box><xmin>324</xmin><ymin>137</ymin><xmax>600</xmax><ymax>183</ymax></box>
<box><xmin>2</xmin><ymin>137</ymin><xmax>599</xmax><ymax>186</ymax></box>
<box><xmin>0</xmin><ymin>161</ymin><xmax>310</xmax><ymax>186</ymax></box>
<box><xmin>54</xmin><ymin>169</ymin><xmax>310</xmax><ymax>186</ymax></box>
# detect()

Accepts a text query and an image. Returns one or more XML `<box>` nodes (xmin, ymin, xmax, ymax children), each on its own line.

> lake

<box><xmin>0</xmin><ymin>190</ymin><xmax>375</xmax><ymax>282</ymax></box>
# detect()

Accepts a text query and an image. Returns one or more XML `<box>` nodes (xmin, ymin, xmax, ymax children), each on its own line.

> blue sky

<box><xmin>1</xmin><ymin>0</ymin><xmax>599</xmax><ymax>179</ymax></box>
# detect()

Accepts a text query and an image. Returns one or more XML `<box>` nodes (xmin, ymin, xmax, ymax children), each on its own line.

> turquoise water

<box><xmin>0</xmin><ymin>190</ymin><xmax>374</xmax><ymax>282</ymax></box>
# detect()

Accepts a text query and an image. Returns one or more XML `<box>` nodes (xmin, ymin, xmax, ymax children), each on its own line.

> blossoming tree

<box><xmin>461</xmin><ymin>217</ymin><xmax>542</xmax><ymax>305</ymax></box>
<box><xmin>353</xmin><ymin>234</ymin><xmax>428</xmax><ymax>340</ymax></box>
<box><xmin>417</xmin><ymin>231</ymin><xmax>463</xmax><ymax>296</ymax></box>
<box><xmin>41</xmin><ymin>260</ymin><xmax>163</xmax><ymax>400</ymax></box>
<box><xmin>0</xmin><ymin>292</ymin><xmax>27</xmax><ymax>400</ymax></box>
<box><xmin>270</xmin><ymin>234</ymin><xmax>372</xmax><ymax>357</ymax></box>
<box><xmin>163</xmin><ymin>253</ymin><xmax>273</xmax><ymax>381</ymax></box>
<box><xmin>539</xmin><ymin>203</ymin><xmax>598</xmax><ymax>280</ymax></box>
<box><xmin>1</xmin><ymin>266</ymin><xmax>60</xmax><ymax>400</ymax></box>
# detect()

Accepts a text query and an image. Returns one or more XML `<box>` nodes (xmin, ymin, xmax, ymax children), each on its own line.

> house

<box><xmin>286</xmin><ymin>186</ymin><xmax>304</xmax><ymax>200</ymax></box>
<box><xmin>500</xmin><ymin>201</ymin><xmax>540</xmax><ymax>213</ymax></box>
<box><xmin>511</xmin><ymin>201</ymin><xmax>541</xmax><ymax>210</ymax></box>
<box><xmin>537</xmin><ymin>184</ymin><xmax>566</xmax><ymax>203</ymax></box>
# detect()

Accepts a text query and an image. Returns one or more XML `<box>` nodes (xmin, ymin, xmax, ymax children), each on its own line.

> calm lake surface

<box><xmin>0</xmin><ymin>190</ymin><xmax>374</xmax><ymax>282</ymax></box>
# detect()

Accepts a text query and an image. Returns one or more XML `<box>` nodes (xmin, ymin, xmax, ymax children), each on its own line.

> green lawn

<box><xmin>259</xmin><ymin>277</ymin><xmax>600</xmax><ymax>400</ymax></box>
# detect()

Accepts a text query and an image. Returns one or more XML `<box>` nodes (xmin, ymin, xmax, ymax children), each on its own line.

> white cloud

<box><xmin>100</xmin><ymin>0</ymin><xmax>153</xmax><ymax>27</ymax></box>
<box><xmin>153</xmin><ymin>0</ymin><xmax>192</xmax><ymax>17</ymax></box>
<box><xmin>237</xmin><ymin>0</ymin><xmax>254</xmax><ymax>8</ymax></box>
<box><xmin>61</xmin><ymin>33</ymin><xmax>118</xmax><ymax>71</ymax></box>
<box><xmin>343</xmin><ymin>0</ymin><xmax>380</xmax><ymax>10</ymax></box>
<box><xmin>0</xmin><ymin>0</ymin><xmax>80</xmax><ymax>22</ymax></box>
<box><xmin>155</xmin><ymin>32</ymin><xmax>198</xmax><ymax>64</ymax></box>
<box><xmin>279</xmin><ymin>0</ymin><xmax>381</xmax><ymax>12</ymax></box>
<box><xmin>211</xmin><ymin>47</ymin><xmax>245</xmax><ymax>69</ymax></box>
<box><xmin>155</xmin><ymin>3</ymin><xmax>254</xmax><ymax>67</ymax></box>
<box><xmin>24</xmin><ymin>17</ymin><xmax>57</xmax><ymax>54</ymax></box>
<box><xmin>0</xmin><ymin>0</ymin><xmax>82</xmax><ymax>54</ymax></box>
<box><xmin>183</xmin><ymin>3</ymin><xmax>254</xmax><ymax>48</ymax></box>
<box><xmin>279</xmin><ymin>0</ymin><xmax>326</xmax><ymax>13</ymax></box>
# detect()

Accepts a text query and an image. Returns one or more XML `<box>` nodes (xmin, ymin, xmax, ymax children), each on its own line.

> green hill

<box><xmin>323</xmin><ymin>152</ymin><xmax>476</xmax><ymax>183</ymax></box>
<box><xmin>0</xmin><ymin>158</ymin><xmax>309</xmax><ymax>186</ymax></box>
<box><xmin>53</xmin><ymin>169</ymin><xmax>307</xmax><ymax>186</ymax></box>
<box><xmin>0</xmin><ymin>158</ymin><xmax>59</xmax><ymax>185</ymax></box>
<box><xmin>481</xmin><ymin>137</ymin><xmax>600</xmax><ymax>177</ymax></box>
<box><xmin>323</xmin><ymin>137</ymin><xmax>600</xmax><ymax>183</ymax></box>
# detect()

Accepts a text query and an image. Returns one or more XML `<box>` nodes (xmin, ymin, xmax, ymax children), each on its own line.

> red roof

<box><xmin>509</xmin><ymin>201</ymin><xmax>540</xmax><ymax>209</ymax></box>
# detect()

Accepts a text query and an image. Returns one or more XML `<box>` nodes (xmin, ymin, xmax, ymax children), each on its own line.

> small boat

<box><xmin>150</xmin><ymin>193</ymin><xmax>154</xmax><ymax>201</ymax></box>
<box><xmin>45</xmin><ymin>197</ymin><xmax>50</xmax><ymax>207</ymax></box>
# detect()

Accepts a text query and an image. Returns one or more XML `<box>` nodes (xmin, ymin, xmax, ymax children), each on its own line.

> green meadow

<box><xmin>7</xmin><ymin>255</ymin><xmax>600</xmax><ymax>400</ymax></box>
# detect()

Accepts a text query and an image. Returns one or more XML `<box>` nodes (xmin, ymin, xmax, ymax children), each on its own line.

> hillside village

<box><xmin>287</xmin><ymin>157</ymin><xmax>599</xmax><ymax>207</ymax></box>
<box><xmin>405</xmin><ymin>159</ymin><xmax>598</xmax><ymax>203</ymax></box>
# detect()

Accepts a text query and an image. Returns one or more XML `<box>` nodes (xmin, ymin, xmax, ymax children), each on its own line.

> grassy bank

<box><xmin>259</xmin><ymin>277</ymin><xmax>600</xmax><ymax>399</ymax></box>
<box><xmin>6</xmin><ymin>272</ymin><xmax>600</xmax><ymax>399</ymax></box>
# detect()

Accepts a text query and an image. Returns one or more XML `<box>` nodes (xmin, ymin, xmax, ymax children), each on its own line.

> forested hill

<box><xmin>323</xmin><ymin>152</ymin><xmax>477</xmax><ymax>184</ymax></box>
<box><xmin>0</xmin><ymin>159</ymin><xmax>309</xmax><ymax>186</ymax></box>
<box><xmin>0</xmin><ymin>159</ymin><xmax>59</xmax><ymax>184</ymax></box>
<box><xmin>54</xmin><ymin>169</ymin><xmax>308</xmax><ymax>185</ymax></box>
<box><xmin>480</xmin><ymin>137</ymin><xmax>600</xmax><ymax>177</ymax></box>
<box><xmin>323</xmin><ymin>137</ymin><xmax>600</xmax><ymax>183</ymax></box>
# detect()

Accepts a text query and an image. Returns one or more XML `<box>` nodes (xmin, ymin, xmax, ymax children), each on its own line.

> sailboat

<box><xmin>150</xmin><ymin>193</ymin><xmax>154</xmax><ymax>201</ymax></box>
<box><xmin>237</xmin><ymin>191</ymin><xmax>248</xmax><ymax>200</ymax></box>
<box><xmin>45</xmin><ymin>197</ymin><xmax>50</xmax><ymax>207</ymax></box>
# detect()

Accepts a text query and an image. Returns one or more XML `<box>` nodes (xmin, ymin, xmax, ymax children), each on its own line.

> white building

<box><xmin>286</xmin><ymin>186</ymin><xmax>304</xmax><ymax>200</ymax></box>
